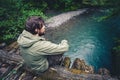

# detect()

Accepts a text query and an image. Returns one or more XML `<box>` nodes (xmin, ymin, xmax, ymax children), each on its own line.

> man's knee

<box><xmin>47</xmin><ymin>54</ymin><xmax>63</xmax><ymax>67</ymax></box>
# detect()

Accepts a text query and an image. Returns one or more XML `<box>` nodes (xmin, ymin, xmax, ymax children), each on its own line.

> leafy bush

<box><xmin>0</xmin><ymin>0</ymin><xmax>47</xmax><ymax>44</ymax></box>
<box><xmin>0</xmin><ymin>0</ymin><xmax>120</xmax><ymax>44</ymax></box>
<box><xmin>112</xmin><ymin>39</ymin><xmax>120</xmax><ymax>75</ymax></box>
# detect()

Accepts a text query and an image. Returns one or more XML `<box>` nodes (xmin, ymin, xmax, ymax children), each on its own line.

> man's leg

<box><xmin>47</xmin><ymin>54</ymin><xmax>63</xmax><ymax>67</ymax></box>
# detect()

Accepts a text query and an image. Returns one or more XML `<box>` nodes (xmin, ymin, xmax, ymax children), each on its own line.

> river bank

<box><xmin>46</xmin><ymin>9</ymin><xmax>87</xmax><ymax>28</ymax></box>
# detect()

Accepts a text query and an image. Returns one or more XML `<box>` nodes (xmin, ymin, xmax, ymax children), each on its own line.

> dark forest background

<box><xmin>0</xmin><ymin>0</ymin><xmax>120</xmax><ymax>43</ymax></box>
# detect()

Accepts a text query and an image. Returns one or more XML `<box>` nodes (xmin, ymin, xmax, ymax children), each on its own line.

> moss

<box><xmin>112</xmin><ymin>42</ymin><xmax>120</xmax><ymax>76</ymax></box>
<box><xmin>62</xmin><ymin>57</ymin><xmax>71</xmax><ymax>68</ymax></box>
<box><xmin>68</xmin><ymin>69</ymin><xmax>87</xmax><ymax>74</ymax></box>
<box><xmin>34</xmin><ymin>68</ymin><xmax>60</xmax><ymax>80</ymax></box>
<box><xmin>72</xmin><ymin>58</ymin><xmax>86</xmax><ymax>70</ymax></box>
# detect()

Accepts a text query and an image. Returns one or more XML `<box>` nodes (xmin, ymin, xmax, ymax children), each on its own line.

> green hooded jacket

<box><xmin>17</xmin><ymin>30</ymin><xmax>69</xmax><ymax>72</ymax></box>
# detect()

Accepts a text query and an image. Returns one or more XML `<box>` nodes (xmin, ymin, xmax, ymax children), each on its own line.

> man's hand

<box><xmin>61</xmin><ymin>40</ymin><xmax>68</xmax><ymax>43</ymax></box>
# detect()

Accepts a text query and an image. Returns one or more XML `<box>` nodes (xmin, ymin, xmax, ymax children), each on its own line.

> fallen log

<box><xmin>0</xmin><ymin>50</ymin><xmax>23</xmax><ymax>64</ymax></box>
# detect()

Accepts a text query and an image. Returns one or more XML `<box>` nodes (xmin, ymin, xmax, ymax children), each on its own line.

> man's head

<box><xmin>25</xmin><ymin>16</ymin><xmax>46</xmax><ymax>36</ymax></box>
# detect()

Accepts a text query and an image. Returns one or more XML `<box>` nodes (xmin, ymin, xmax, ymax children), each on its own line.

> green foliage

<box><xmin>112</xmin><ymin>39</ymin><xmax>120</xmax><ymax>75</ymax></box>
<box><xmin>92</xmin><ymin>9</ymin><xmax>114</xmax><ymax>22</ymax></box>
<box><xmin>113</xmin><ymin>46</ymin><xmax>120</xmax><ymax>53</ymax></box>
<box><xmin>113</xmin><ymin>39</ymin><xmax>120</xmax><ymax>53</ymax></box>
<box><xmin>82</xmin><ymin>0</ymin><xmax>120</xmax><ymax>17</ymax></box>
<box><xmin>59</xmin><ymin>0</ymin><xmax>82</xmax><ymax>11</ymax></box>
<box><xmin>83</xmin><ymin>0</ymin><xmax>112</xmax><ymax>6</ymax></box>
<box><xmin>28</xmin><ymin>0</ymin><xmax>82</xmax><ymax>12</ymax></box>
<box><xmin>0</xmin><ymin>0</ymin><xmax>83</xmax><ymax>43</ymax></box>
<box><xmin>0</xmin><ymin>0</ymin><xmax>120</xmax><ymax>43</ymax></box>
<box><xmin>0</xmin><ymin>0</ymin><xmax>47</xmax><ymax>44</ymax></box>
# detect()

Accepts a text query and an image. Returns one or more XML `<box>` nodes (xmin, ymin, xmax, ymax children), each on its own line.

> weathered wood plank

<box><xmin>0</xmin><ymin>50</ymin><xmax>23</xmax><ymax>64</ymax></box>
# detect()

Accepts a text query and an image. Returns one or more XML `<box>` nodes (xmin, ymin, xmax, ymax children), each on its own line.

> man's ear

<box><xmin>35</xmin><ymin>29</ymin><xmax>39</xmax><ymax>33</ymax></box>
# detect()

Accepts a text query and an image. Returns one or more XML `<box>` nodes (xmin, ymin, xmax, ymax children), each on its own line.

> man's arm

<box><xmin>33</xmin><ymin>40</ymin><xmax>69</xmax><ymax>55</ymax></box>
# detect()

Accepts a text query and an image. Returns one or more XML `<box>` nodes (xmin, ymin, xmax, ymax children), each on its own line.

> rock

<box><xmin>98</xmin><ymin>68</ymin><xmax>110</xmax><ymax>75</ymax></box>
<box><xmin>0</xmin><ymin>67</ymin><xmax>8</xmax><ymax>75</ymax></box>
<box><xmin>34</xmin><ymin>67</ymin><xmax>62</xmax><ymax>80</ymax></box>
<box><xmin>34</xmin><ymin>66</ymin><xmax>118</xmax><ymax>80</ymax></box>
<box><xmin>18</xmin><ymin>72</ymin><xmax>34</xmax><ymax>80</ymax></box>
<box><xmin>71</xmin><ymin>58</ymin><xmax>94</xmax><ymax>74</ymax></box>
<box><xmin>68</xmin><ymin>68</ymin><xmax>86</xmax><ymax>74</ymax></box>
<box><xmin>4</xmin><ymin>41</ymin><xmax>19</xmax><ymax>53</ymax></box>
<box><xmin>0</xmin><ymin>43</ymin><xmax>6</xmax><ymax>49</ymax></box>
<box><xmin>61</xmin><ymin>57</ymin><xmax>71</xmax><ymax>68</ymax></box>
<box><xmin>72</xmin><ymin>58</ymin><xmax>86</xmax><ymax>70</ymax></box>
<box><xmin>85</xmin><ymin>65</ymin><xmax>94</xmax><ymax>74</ymax></box>
<box><xmin>46</xmin><ymin>9</ymin><xmax>87</xmax><ymax>28</ymax></box>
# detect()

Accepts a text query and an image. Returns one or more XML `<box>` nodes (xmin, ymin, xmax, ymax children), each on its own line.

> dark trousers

<box><xmin>47</xmin><ymin>54</ymin><xmax>63</xmax><ymax>67</ymax></box>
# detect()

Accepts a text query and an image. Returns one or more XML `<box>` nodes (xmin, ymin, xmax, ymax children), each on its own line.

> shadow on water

<box><xmin>45</xmin><ymin>9</ymin><xmax>120</xmax><ymax>72</ymax></box>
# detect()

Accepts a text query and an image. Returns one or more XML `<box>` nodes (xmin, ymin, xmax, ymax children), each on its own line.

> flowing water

<box><xmin>45</xmin><ymin>9</ymin><xmax>120</xmax><ymax>71</ymax></box>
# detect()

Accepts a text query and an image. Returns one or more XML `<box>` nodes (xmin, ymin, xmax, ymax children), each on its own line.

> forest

<box><xmin>0</xmin><ymin>0</ymin><xmax>120</xmax><ymax>43</ymax></box>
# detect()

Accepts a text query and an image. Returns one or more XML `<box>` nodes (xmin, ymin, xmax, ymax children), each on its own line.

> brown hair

<box><xmin>25</xmin><ymin>16</ymin><xmax>45</xmax><ymax>34</ymax></box>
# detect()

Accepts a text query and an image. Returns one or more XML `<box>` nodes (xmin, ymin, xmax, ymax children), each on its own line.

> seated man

<box><xmin>17</xmin><ymin>16</ymin><xmax>69</xmax><ymax>74</ymax></box>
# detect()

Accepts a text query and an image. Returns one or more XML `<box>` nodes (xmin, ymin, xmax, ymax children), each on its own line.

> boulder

<box><xmin>71</xmin><ymin>58</ymin><xmax>94</xmax><ymax>74</ymax></box>
<box><xmin>0</xmin><ymin>43</ymin><xmax>6</xmax><ymax>49</ymax></box>
<box><xmin>61</xmin><ymin>57</ymin><xmax>71</xmax><ymax>68</ymax></box>
<box><xmin>98</xmin><ymin>68</ymin><xmax>110</xmax><ymax>75</ymax></box>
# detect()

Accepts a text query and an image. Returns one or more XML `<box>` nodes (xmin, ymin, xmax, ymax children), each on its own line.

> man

<box><xmin>17</xmin><ymin>16</ymin><xmax>69</xmax><ymax>74</ymax></box>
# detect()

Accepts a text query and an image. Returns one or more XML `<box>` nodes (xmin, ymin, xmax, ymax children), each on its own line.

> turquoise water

<box><xmin>46</xmin><ymin>10</ymin><xmax>120</xmax><ymax>71</ymax></box>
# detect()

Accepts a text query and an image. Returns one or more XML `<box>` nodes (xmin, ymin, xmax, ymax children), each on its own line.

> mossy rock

<box><xmin>68</xmin><ymin>68</ymin><xmax>86</xmax><ymax>74</ymax></box>
<box><xmin>34</xmin><ymin>68</ymin><xmax>66</xmax><ymax>80</ymax></box>
<box><xmin>61</xmin><ymin>57</ymin><xmax>71</xmax><ymax>68</ymax></box>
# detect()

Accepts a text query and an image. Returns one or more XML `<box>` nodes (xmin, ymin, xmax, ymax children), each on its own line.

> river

<box><xmin>45</xmin><ymin>9</ymin><xmax>120</xmax><ymax>72</ymax></box>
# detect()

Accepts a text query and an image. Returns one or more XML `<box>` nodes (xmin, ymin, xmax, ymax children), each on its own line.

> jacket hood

<box><xmin>17</xmin><ymin>30</ymin><xmax>45</xmax><ymax>48</ymax></box>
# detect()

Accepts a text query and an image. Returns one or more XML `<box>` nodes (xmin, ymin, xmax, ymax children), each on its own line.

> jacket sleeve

<box><xmin>34</xmin><ymin>40</ymin><xmax>69</xmax><ymax>55</ymax></box>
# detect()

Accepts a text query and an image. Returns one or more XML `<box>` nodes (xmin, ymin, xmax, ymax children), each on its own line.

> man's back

<box><xmin>17</xmin><ymin>30</ymin><xmax>69</xmax><ymax>73</ymax></box>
